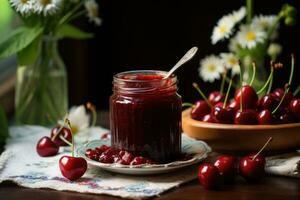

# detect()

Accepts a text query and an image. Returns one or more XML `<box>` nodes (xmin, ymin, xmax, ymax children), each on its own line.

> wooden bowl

<box><xmin>182</xmin><ymin>108</ymin><xmax>300</xmax><ymax>153</ymax></box>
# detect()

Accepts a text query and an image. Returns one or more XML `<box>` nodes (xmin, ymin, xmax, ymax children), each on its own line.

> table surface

<box><xmin>1</xmin><ymin>111</ymin><xmax>300</xmax><ymax>200</ymax></box>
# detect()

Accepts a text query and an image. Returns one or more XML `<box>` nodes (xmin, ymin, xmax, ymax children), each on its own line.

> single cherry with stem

<box><xmin>234</xmin><ymin>62</ymin><xmax>258</xmax><ymax>125</ymax></box>
<box><xmin>50</xmin><ymin>126</ymin><xmax>72</xmax><ymax>147</ymax></box>
<box><xmin>257</xmin><ymin>109</ymin><xmax>274</xmax><ymax>125</ymax></box>
<box><xmin>59</xmin><ymin>117</ymin><xmax>87</xmax><ymax>181</ymax></box>
<box><xmin>239</xmin><ymin>137</ymin><xmax>272</xmax><ymax>182</ymax></box>
<box><xmin>191</xmin><ymin>83</ymin><xmax>212</xmax><ymax>120</ymax></box>
<box><xmin>214</xmin><ymin>155</ymin><xmax>237</xmax><ymax>184</ymax></box>
<box><xmin>198</xmin><ymin>163</ymin><xmax>221</xmax><ymax>189</ymax></box>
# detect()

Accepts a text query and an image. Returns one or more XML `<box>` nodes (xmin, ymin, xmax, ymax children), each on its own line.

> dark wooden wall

<box><xmin>61</xmin><ymin>0</ymin><xmax>300</xmax><ymax>109</ymax></box>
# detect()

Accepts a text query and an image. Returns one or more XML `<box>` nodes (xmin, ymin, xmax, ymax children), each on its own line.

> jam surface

<box><xmin>110</xmin><ymin>71</ymin><xmax>182</xmax><ymax>163</ymax></box>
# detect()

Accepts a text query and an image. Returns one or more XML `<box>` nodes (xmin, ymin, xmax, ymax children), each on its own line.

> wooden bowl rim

<box><xmin>182</xmin><ymin>108</ymin><xmax>300</xmax><ymax>130</ymax></box>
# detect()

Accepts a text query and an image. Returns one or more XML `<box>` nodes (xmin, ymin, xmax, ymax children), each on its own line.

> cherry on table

<box><xmin>198</xmin><ymin>163</ymin><xmax>221</xmax><ymax>189</ymax></box>
<box><xmin>50</xmin><ymin>126</ymin><xmax>72</xmax><ymax>146</ymax></box>
<box><xmin>234</xmin><ymin>109</ymin><xmax>258</xmax><ymax>125</ymax></box>
<box><xmin>59</xmin><ymin>156</ymin><xmax>87</xmax><ymax>181</ymax></box>
<box><xmin>36</xmin><ymin>136</ymin><xmax>59</xmax><ymax>157</ymax></box>
<box><xmin>239</xmin><ymin>154</ymin><xmax>265</xmax><ymax>182</ymax></box>
<box><xmin>214</xmin><ymin>155</ymin><xmax>237</xmax><ymax>183</ymax></box>
<box><xmin>191</xmin><ymin>100</ymin><xmax>211</xmax><ymax>121</ymax></box>
<box><xmin>235</xmin><ymin>85</ymin><xmax>258</xmax><ymax>109</ymax></box>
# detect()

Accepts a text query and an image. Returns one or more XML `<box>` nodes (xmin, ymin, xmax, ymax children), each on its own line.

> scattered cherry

<box><xmin>198</xmin><ymin>163</ymin><xmax>221</xmax><ymax>189</ymax></box>
<box><xmin>36</xmin><ymin>136</ymin><xmax>59</xmax><ymax>157</ymax></box>
<box><xmin>214</xmin><ymin>155</ymin><xmax>237</xmax><ymax>183</ymax></box>
<box><xmin>59</xmin><ymin>156</ymin><xmax>87</xmax><ymax>181</ymax></box>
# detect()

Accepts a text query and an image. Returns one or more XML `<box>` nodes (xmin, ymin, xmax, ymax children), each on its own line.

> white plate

<box><xmin>76</xmin><ymin>134</ymin><xmax>211</xmax><ymax>175</ymax></box>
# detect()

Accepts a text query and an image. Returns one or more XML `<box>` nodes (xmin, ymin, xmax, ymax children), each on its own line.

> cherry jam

<box><xmin>110</xmin><ymin>70</ymin><xmax>182</xmax><ymax>163</ymax></box>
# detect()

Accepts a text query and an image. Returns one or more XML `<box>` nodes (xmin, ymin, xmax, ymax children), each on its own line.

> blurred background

<box><xmin>0</xmin><ymin>0</ymin><xmax>299</xmax><ymax>114</ymax></box>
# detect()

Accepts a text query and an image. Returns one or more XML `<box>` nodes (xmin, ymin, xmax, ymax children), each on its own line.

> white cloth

<box><xmin>0</xmin><ymin>126</ymin><xmax>204</xmax><ymax>200</ymax></box>
<box><xmin>266</xmin><ymin>152</ymin><xmax>300</xmax><ymax>178</ymax></box>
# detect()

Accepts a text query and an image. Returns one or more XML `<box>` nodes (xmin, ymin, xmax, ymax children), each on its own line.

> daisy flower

<box><xmin>267</xmin><ymin>43</ymin><xmax>282</xmax><ymax>57</ymax></box>
<box><xmin>230</xmin><ymin>6</ymin><xmax>246</xmax><ymax>24</ymax></box>
<box><xmin>235</xmin><ymin>25</ymin><xmax>267</xmax><ymax>49</ymax></box>
<box><xmin>211</xmin><ymin>16</ymin><xmax>235</xmax><ymax>44</ymax></box>
<box><xmin>199</xmin><ymin>55</ymin><xmax>224</xmax><ymax>82</ymax></box>
<box><xmin>67</xmin><ymin>105</ymin><xmax>90</xmax><ymax>136</ymax></box>
<box><xmin>10</xmin><ymin>0</ymin><xmax>33</xmax><ymax>15</ymax></box>
<box><xmin>252</xmin><ymin>15</ymin><xmax>278</xmax><ymax>30</ymax></box>
<box><xmin>85</xmin><ymin>0</ymin><xmax>102</xmax><ymax>26</ymax></box>
<box><xmin>220</xmin><ymin>53</ymin><xmax>240</xmax><ymax>76</ymax></box>
<box><xmin>33</xmin><ymin>0</ymin><xmax>62</xmax><ymax>16</ymax></box>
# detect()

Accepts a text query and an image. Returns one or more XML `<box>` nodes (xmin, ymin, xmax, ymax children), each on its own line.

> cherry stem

<box><xmin>86</xmin><ymin>102</ymin><xmax>97</xmax><ymax>127</ymax></box>
<box><xmin>225</xmin><ymin>76</ymin><xmax>238</xmax><ymax>89</ymax></box>
<box><xmin>238</xmin><ymin>61</ymin><xmax>243</xmax><ymax>112</ymax></box>
<box><xmin>223</xmin><ymin>79</ymin><xmax>232</xmax><ymax>108</ymax></box>
<box><xmin>182</xmin><ymin>102</ymin><xmax>195</xmax><ymax>108</ymax></box>
<box><xmin>257</xmin><ymin>66</ymin><xmax>274</xmax><ymax>95</ymax></box>
<box><xmin>65</xmin><ymin>117</ymin><xmax>75</xmax><ymax>157</ymax></box>
<box><xmin>192</xmin><ymin>83</ymin><xmax>212</xmax><ymax>108</ymax></box>
<box><xmin>59</xmin><ymin>135</ymin><xmax>72</xmax><ymax>146</ymax></box>
<box><xmin>51</xmin><ymin>124</ymin><xmax>64</xmax><ymax>142</ymax></box>
<box><xmin>249</xmin><ymin>62</ymin><xmax>256</xmax><ymax>86</ymax></box>
<box><xmin>252</xmin><ymin>137</ymin><xmax>273</xmax><ymax>161</ymax></box>
<box><xmin>267</xmin><ymin>72</ymin><xmax>274</xmax><ymax>94</ymax></box>
<box><xmin>288</xmin><ymin>54</ymin><xmax>295</xmax><ymax>88</ymax></box>
<box><xmin>220</xmin><ymin>71</ymin><xmax>227</xmax><ymax>94</ymax></box>
<box><xmin>293</xmin><ymin>85</ymin><xmax>300</xmax><ymax>96</ymax></box>
<box><xmin>272</xmin><ymin>83</ymin><xmax>290</xmax><ymax>114</ymax></box>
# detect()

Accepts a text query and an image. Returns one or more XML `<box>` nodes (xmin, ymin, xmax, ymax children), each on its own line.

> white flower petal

<box><xmin>220</xmin><ymin>53</ymin><xmax>240</xmax><ymax>76</ymax></box>
<box><xmin>10</xmin><ymin>0</ymin><xmax>34</xmax><ymax>15</ymax></box>
<box><xmin>85</xmin><ymin>0</ymin><xmax>102</xmax><ymax>26</ymax></box>
<box><xmin>199</xmin><ymin>55</ymin><xmax>224</xmax><ymax>82</ymax></box>
<box><xmin>33</xmin><ymin>0</ymin><xmax>61</xmax><ymax>16</ymax></box>
<box><xmin>235</xmin><ymin>24</ymin><xmax>267</xmax><ymax>49</ymax></box>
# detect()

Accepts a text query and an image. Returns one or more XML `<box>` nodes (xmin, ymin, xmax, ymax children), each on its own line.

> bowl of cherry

<box><xmin>182</xmin><ymin>57</ymin><xmax>300</xmax><ymax>153</ymax></box>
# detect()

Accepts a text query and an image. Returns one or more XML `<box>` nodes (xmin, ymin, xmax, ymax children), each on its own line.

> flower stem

<box><xmin>223</xmin><ymin>79</ymin><xmax>232</xmax><ymax>108</ymax></box>
<box><xmin>293</xmin><ymin>85</ymin><xmax>300</xmax><ymax>96</ymax></box>
<box><xmin>182</xmin><ymin>102</ymin><xmax>195</xmax><ymax>108</ymax></box>
<box><xmin>246</xmin><ymin>0</ymin><xmax>253</xmax><ymax>24</ymax></box>
<box><xmin>249</xmin><ymin>62</ymin><xmax>256</xmax><ymax>86</ymax></box>
<box><xmin>86</xmin><ymin>102</ymin><xmax>97</xmax><ymax>127</ymax></box>
<box><xmin>192</xmin><ymin>83</ymin><xmax>212</xmax><ymax>108</ymax></box>
<box><xmin>220</xmin><ymin>71</ymin><xmax>227</xmax><ymax>94</ymax></box>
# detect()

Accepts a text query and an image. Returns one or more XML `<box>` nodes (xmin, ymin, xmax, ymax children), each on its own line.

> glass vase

<box><xmin>15</xmin><ymin>36</ymin><xmax>68</xmax><ymax>126</ymax></box>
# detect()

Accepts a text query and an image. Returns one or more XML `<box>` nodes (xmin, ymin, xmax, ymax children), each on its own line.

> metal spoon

<box><xmin>164</xmin><ymin>47</ymin><xmax>198</xmax><ymax>79</ymax></box>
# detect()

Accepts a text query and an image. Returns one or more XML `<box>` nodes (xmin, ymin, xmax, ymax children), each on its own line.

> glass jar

<box><xmin>110</xmin><ymin>70</ymin><xmax>182</xmax><ymax>163</ymax></box>
<box><xmin>15</xmin><ymin>36</ymin><xmax>68</xmax><ymax>126</ymax></box>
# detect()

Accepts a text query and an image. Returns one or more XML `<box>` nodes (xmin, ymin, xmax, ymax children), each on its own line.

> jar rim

<box><xmin>114</xmin><ymin>70</ymin><xmax>176</xmax><ymax>83</ymax></box>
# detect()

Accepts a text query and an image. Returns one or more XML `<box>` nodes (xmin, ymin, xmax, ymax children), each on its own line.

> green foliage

<box><xmin>0</xmin><ymin>105</ymin><xmax>9</xmax><ymax>147</ymax></box>
<box><xmin>0</xmin><ymin>25</ymin><xmax>43</xmax><ymax>60</ymax></box>
<box><xmin>17</xmin><ymin>36</ymin><xmax>41</xmax><ymax>65</ymax></box>
<box><xmin>57</xmin><ymin>24</ymin><xmax>94</xmax><ymax>39</ymax></box>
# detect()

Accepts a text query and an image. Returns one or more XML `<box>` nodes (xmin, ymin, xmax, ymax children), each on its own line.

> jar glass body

<box><xmin>110</xmin><ymin>70</ymin><xmax>182</xmax><ymax>163</ymax></box>
<box><xmin>15</xmin><ymin>36</ymin><xmax>68</xmax><ymax>125</ymax></box>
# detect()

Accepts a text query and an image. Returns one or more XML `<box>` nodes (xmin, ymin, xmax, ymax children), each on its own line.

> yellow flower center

<box><xmin>207</xmin><ymin>64</ymin><xmax>216</xmax><ymax>72</ymax></box>
<box><xmin>228</xmin><ymin>57</ymin><xmax>237</xmax><ymax>65</ymax></box>
<box><xmin>90</xmin><ymin>6</ymin><xmax>99</xmax><ymax>17</ymax></box>
<box><xmin>246</xmin><ymin>31</ymin><xmax>256</xmax><ymax>41</ymax></box>
<box><xmin>71</xmin><ymin>126</ymin><xmax>78</xmax><ymax>135</ymax></box>
<box><xmin>40</xmin><ymin>0</ymin><xmax>51</xmax><ymax>6</ymax></box>
<box><xmin>21</xmin><ymin>0</ymin><xmax>29</xmax><ymax>3</ymax></box>
<box><xmin>218</xmin><ymin>25</ymin><xmax>227</xmax><ymax>33</ymax></box>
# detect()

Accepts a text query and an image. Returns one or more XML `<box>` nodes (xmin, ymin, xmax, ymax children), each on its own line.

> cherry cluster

<box><xmin>85</xmin><ymin>145</ymin><xmax>156</xmax><ymax>165</ymax></box>
<box><xmin>36</xmin><ymin>121</ymin><xmax>87</xmax><ymax>181</ymax></box>
<box><xmin>189</xmin><ymin>56</ymin><xmax>299</xmax><ymax>125</ymax></box>
<box><xmin>198</xmin><ymin>138</ymin><xmax>272</xmax><ymax>189</ymax></box>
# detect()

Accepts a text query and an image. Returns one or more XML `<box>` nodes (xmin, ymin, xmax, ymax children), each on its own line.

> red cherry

<box><xmin>208</xmin><ymin>91</ymin><xmax>225</xmax><ymax>105</ymax></box>
<box><xmin>235</xmin><ymin>85</ymin><xmax>258</xmax><ymax>109</ymax></box>
<box><xmin>191</xmin><ymin>100</ymin><xmax>211</xmax><ymax>121</ymax></box>
<box><xmin>202</xmin><ymin>113</ymin><xmax>218</xmax><ymax>123</ymax></box>
<box><xmin>273</xmin><ymin>88</ymin><xmax>294</xmax><ymax>107</ymax></box>
<box><xmin>99</xmin><ymin>148</ymin><xmax>119</xmax><ymax>163</ymax></box>
<box><xmin>257</xmin><ymin>109</ymin><xmax>274</xmax><ymax>125</ymax></box>
<box><xmin>131</xmin><ymin>156</ymin><xmax>147</xmax><ymax>165</ymax></box>
<box><xmin>36</xmin><ymin>136</ymin><xmax>59</xmax><ymax>157</ymax></box>
<box><xmin>228</xmin><ymin>101</ymin><xmax>240</xmax><ymax>111</ymax></box>
<box><xmin>234</xmin><ymin>109</ymin><xmax>258</xmax><ymax>125</ymax></box>
<box><xmin>198</xmin><ymin>163</ymin><xmax>221</xmax><ymax>189</ymax></box>
<box><xmin>85</xmin><ymin>149</ymin><xmax>99</xmax><ymax>161</ymax></box>
<box><xmin>239</xmin><ymin>154</ymin><xmax>265</xmax><ymax>182</ymax></box>
<box><xmin>95</xmin><ymin>145</ymin><xmax>110</xmax><ymax>154</ymax></box>
<box><xmin>116</xmin><ymin>150</ymin><xmax>134</xmax><ymax>165</ymax></box>
<box><xmin>290</xmin><ymin>98</ymin><xmax>300</xmax><ymax>119</ymax></box>
<box><xmin>214</xmin><ymin>155</ymin><xmax>237</xmax><ymax>183</ymax></box>
<box><xmin>59</xmin><ymin>156</ymin><xmax>87</xmax><ymax>181</ymax></box>
<box><xmin>50</xmin><ymin>126</ymin><xmax>72</xmax><ymax>146</ymax></box>
<box><xmin>257</xmin><ymin>94</ymin><xmax>278</xmax><ymax>111</ymax></box>
<box><xmin>212</xmin><ymin>105</ymin><xmax>235</xmax><ymax>124</ymax></box>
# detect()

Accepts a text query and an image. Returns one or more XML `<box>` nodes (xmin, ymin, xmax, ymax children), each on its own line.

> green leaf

<box><xmin>0</xmin><ymin>105</ymin><xmax>9</xmax><ymax>147</ymax></box>
<box><xmin>57</xmin><ymin>24</ymin><xmax>93</xmax><ymax>39</ymax></box>
<box><xmin>17</xmin><ymin>36</ymin><xmax>41</xmax><ymax>65</ymax></box>
<box><xmin>0</xmin><ymin>25</ymin><xmax>43</xmax><ymax>60</ymax></box>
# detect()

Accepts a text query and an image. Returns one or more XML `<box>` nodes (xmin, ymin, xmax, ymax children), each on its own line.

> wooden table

<box><xmin>1</xmin><ymin>111</ymin><xmax>300</xmax><ymax>200</ymax></box>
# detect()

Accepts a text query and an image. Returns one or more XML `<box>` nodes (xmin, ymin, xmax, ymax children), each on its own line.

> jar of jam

<box><xmin>110</xmin><ymin>70</ymin><xmax>182</xmax><ymax>163</ymax></box>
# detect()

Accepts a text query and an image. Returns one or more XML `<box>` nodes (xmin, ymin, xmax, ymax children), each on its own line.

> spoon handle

<box><xmin>165</xmin><ymin>47</ymin><xmax>198</xmax><ymax>79</ymax></box>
